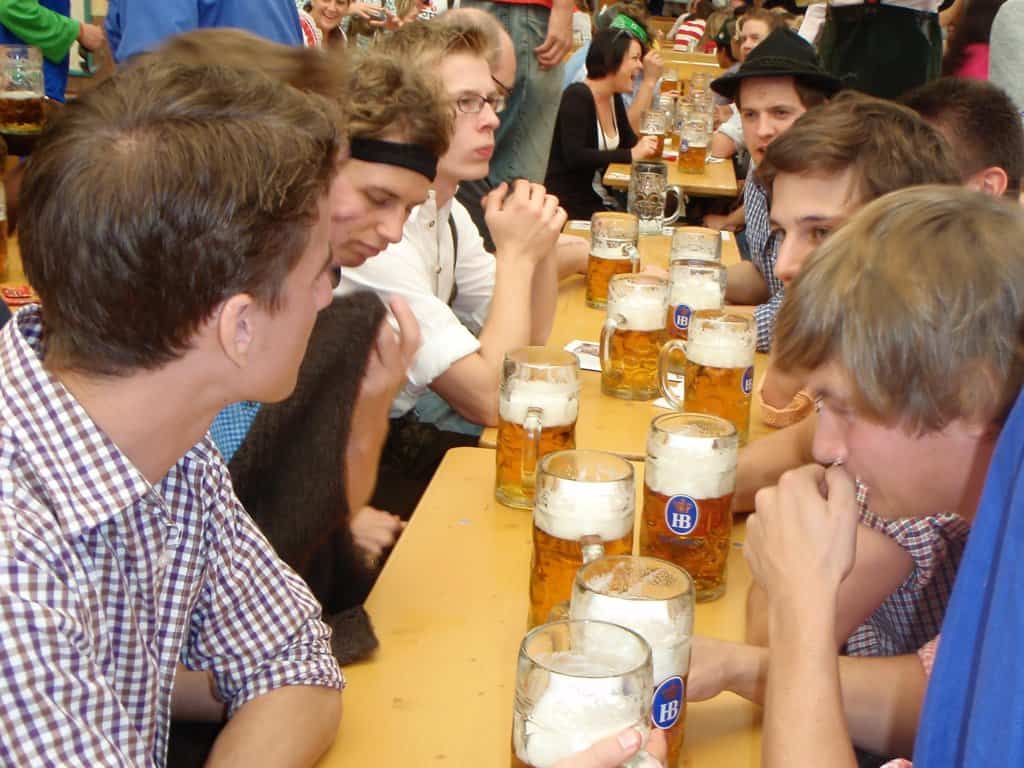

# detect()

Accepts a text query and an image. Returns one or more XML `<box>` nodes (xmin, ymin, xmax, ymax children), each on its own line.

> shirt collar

<box><xmin>0</xmin><ymin>307</ymin><xmax>168</xmax><ymax>538</ymax></box>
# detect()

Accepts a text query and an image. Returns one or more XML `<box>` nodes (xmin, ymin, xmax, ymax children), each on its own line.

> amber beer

<box><xmin>639</xmin><ymin>130</ymin><xmax>666</xmax><ymax>158</ymax></box>
<box><xmin>528</xmin><ymin>450</ymin><xmax>635</xmax><ymax>627</ymax></box>
<box><xmin>585</xmin><ymin>212</ymin><xmax>639</xmax><ymax>309</ymax></box>
<box><xmin>600</xmin><ymin>274</ymin><xmax>669</xmax><ymax>401</ymax></box>
<box><xmin>571</xmin><ymin>556</ymin><xmax>695</xmax><ymax>768</ymax></box>
<box><xmin>639</xmin><ymin>413</ymin><xmax>738</xmax><ymax>601</ymax></box>
<box><xmin>496</xmin><ymin>349</ymin><xmax>581</xmax><ymax>508</ymax></box>
<box><xmin>683</xmin><ymin>311</ymin><xmax>755</xmax><ymax>444</ymax></box>
<box><xmin>0</xmin><ymin>91</ymin><xmax>43</xmax><ymax>134</ymax></box>
<box><xmin>677</xmin><ymin>140</ymin><xmax>708</xmax><ymax>174</ymax></box>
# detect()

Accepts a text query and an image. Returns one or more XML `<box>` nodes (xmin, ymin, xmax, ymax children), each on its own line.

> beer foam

<box><xmin>590</xmin><ymin>240</ymin><xmax>635</xmax><ymax>261</ymax></box>
<box><xmin>535</xmin><ymin>480</ymin><xmax>634</xmax><ymax>542</ymax></box>
<box><xmin>685</xmin><ymin>335</ymin><xmax>754</xmax><ymax>369</ymax></box>
<box><xmin>573</xmin><ymin>592</ymin><xmax>691</xmax><ymax>683</ymax></box>
<box><xmin>645</xmin><ymin>437</ymin><xmax>737</xmax><ymax>498</ymax></box>
<box><xmin>521</xmin><ymin>653</ymin><xmax>645</xmax><ymax>767</ymax></box>
<box><xmin>607</xmin><ymin>293</ymin><xmax>667</xmax><ymax>331</ymax></box>
<box><xmin>500</xmin><ymin>379</ymin><xmax>580</xmax><ymax>427</ymax></box>
<box><xmin>669</xmin><ymin>276</ymin><xmax>724</xmax><ymax>311</ymax></box>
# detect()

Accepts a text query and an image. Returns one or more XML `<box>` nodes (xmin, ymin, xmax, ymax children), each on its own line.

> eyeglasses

<box><xmin>492</xmin><ymin>74</ymin><xmax>513</xmax><ymax>98</ymax></box>
<box><xmin>455</xmin><ymin>93</ymin><xmax>507</xmax><ymax>115</ymax></box>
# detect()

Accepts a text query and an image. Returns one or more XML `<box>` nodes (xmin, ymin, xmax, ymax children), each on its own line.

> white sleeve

<box><xmin>716</xmin><ymin>108</ymin><xmax>745</xmax><ymax>149</ymax></box>
<box><xmin>337</xmin><ymin>227</ymin><xmax>481</xmax><ymax>392</ymax></box>
<box><xmin>449</xmin><ymin>200</ymin><xmax>496</xmax><ymax>336</ymax></box>
<box><xmin>798</xmin><ymin>4</ymin><xmax>828</xmax><ymax>46</ymax></box>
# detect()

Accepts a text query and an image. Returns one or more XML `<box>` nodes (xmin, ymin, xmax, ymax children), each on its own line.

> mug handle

<box><xmin>579</xmin><ymin>533</ymin><xmax>605</xmax><ymax>565</ymax></box>
<box><xmin>600</xmin><ymin>314</ymin><xmax>622</xmax><ymax>376</ymax></box>
<box><xmin>663</xmin><ymin>185</ymin><xmax>684</xmax><ymax>226</ymax></box>
<box><xmin>658</xmin><ymin>339</ymin><xmax>687</xmax><ymax>409</ymax></box>
<box><xmin>521</xmin><ymin>406</ymin><xmax>543</xmax><ymax>498</ymax></box>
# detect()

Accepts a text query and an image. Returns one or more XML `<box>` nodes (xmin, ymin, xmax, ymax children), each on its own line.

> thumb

<box><xmin>553</xmin><ymin>729</ymin><xmax>643</xmax><ymax>768</ymax></box>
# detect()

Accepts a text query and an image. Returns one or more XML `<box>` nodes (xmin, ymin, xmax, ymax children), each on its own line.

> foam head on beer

<box><xmin>685</xmin><ymin>311</ymin><xmax>755</xmax><ymax>370</ymax></box>
<box><xmin>500</xmin><ymin>379</ymin><xmax>580</xmax><ymax>427</ymax></box>
<box><xmin>669</xmin><ymin>265</ymin><xmax>726</xmax><ymax>311</ymax></box>
<box><xmin>534</xmin><ymin>467</ymin><xmax>635</xmax><ymax>543</ymax></box>
<box><xmin>607</xmin><ymin>274</ymin><xmax>669</xmax><ymax>332</ymax></box>
<box><xmin>646</xmin><ymin>417</ymin><xmax>738</xmax><ymax>499</ymax></box>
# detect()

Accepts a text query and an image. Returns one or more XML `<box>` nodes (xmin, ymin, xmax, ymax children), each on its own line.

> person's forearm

<box><xmin>171</xmin><ymin>665</ymin><xmax>226</xmax><ymax>722</ymax></box>
<box><xmin>724</xmin><ymin>642</ymin><xmax>769</xmax><ymax>703</ymax></box>
<box><xmin>206</xmin><ymin>685</ymin><xmax>342</xmax><ymax>768</ymax></box>
<box><xmin>478</xmin><ymin>257</ymin><xmax>538</xmax><ymax>367</ymax></box>
<box><xmin>627</xmin><ymin>79</ymin><xmax>657</xmax><ymax>132</ymax></box>
<box><xmin>839</xmin><ymin>654</ymin><xmax>927</xmax><ymax>758</ymax></box>
<box><xmin>529</xmin><ymin>249</ymin><xmax>559</xmax><ymax>344</ymax></box>
<box><xmin>710</xmin><ymin>131</ymin><xmax>737</xmax><ymax>160</ymax></box>
<box><xmin>726</xmin><ymin>261</ymin><xmax>769</xmax><ymax>304</ymax></box>
<box><xmin>734</xmin><ymin>414</ymin><xmax>817</xmax><ymax>512</ymax></box>
<box><xmin>0</xmin><ymin>0</ymin><xmax>79</xmax><ymax>63</ymax></box>
<box><xmin>760</xmin><ymin>359</ymin><xmax>805</xmax><ymax>408</ymax></box>
<box><xmin>765</xmin><ymin>596</ymin><xmax>857</xmax><ymax>768</ymax></box>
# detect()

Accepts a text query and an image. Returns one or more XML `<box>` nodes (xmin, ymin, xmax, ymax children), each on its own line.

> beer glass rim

<box><xmin>632</xmin><ymin>160</ymin><xmax>668</xmax><ymax>173</ymax></box>
<box><xmin>538</xmin><ymin>449</ymin><xmax>634</xmax><ymax>484</ymax></box>
<box><xmin>519</xmin><ymin>619</ymin><xmax>652</xmax><ymax>679</ymax></box>
<box><xmin>504</xmin><ymin>346</ymin><xmax>581</xmax><ymax>372</ymax></box>
<box><xmin>590</xmin><ymin>211</ymin><xmax>639</xmax><ymax>228</ymax></box>
<box><xmin>668</xmin><ymin>257</ymin><xmax>726</xmax><ymax>275</ymax></box>
<box><xmin>688</xmin><ymin>309</ymin><xmax>754</xmax><ymax>334</ymax></box>
<box><xmin>650</xmin><ymin>411</ymin><xmax>737</xmax><ymax>440</ymax></box>
<box><xmin>608</xmin><ymin>272</ymin><xmax>668</xmax><ymax>293</ymax></box>
<box><xmin>574</xmin><ymin>555</ymin><xmax>694</xmax><ymax>603</ymax></box>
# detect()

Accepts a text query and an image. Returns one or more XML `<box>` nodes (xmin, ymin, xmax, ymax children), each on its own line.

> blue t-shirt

<box><xmin>105</xmin><ymin>0</ymin><xmax>302</xmax><ymax>62</ymax></box>
<box><xmin>914</xmin><ymin>389</ymin><xmax>1024</xmax><ymax>763</ymax></box>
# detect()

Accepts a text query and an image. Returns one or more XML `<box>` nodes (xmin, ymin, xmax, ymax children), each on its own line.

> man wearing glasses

<box><xmin>337</xmin><ymin>16</ymin><xmax>567</xmax><ymax>517</ymax></box>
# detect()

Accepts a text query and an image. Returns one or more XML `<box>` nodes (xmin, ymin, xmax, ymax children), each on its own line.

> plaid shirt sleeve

<box><xmin>180</xmin><ymin>457</ymin><xmax>344</xmax><ymax>716</ymax></box>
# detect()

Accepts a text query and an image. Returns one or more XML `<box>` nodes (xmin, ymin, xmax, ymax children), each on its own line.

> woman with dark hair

<box><xmin>942</xmin><ymin>0</ymin><xmax>1007</xmax><ymax>78</ymax></box>
<box><xmin>545</xmin><ymin>27</ymin><xmax>659</xmax><ymax>220</ymax></box>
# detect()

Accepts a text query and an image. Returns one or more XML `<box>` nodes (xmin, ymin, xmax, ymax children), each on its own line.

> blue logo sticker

<box><xmin>665</xmin><ymin>495</ymin><xmax>698</xmax><ymax>536</ymax></box>
<box><xmin>742</xmin><ymin>366</ymin><xmax>754</xmax><ymax>395</ymax></box>
<box><xmin>672</xmin><ymin>304</ymin><xmax>692</xmax><ymax>331</ymax></box>
<box><xmin>651</xmin><ymin>676</ymin><xmax>685</xmax><ymax>729</ymax></box>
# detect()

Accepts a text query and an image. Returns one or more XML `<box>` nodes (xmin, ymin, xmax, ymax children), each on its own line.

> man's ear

<box><xmin>966</xmin><ymin>166</ymin><xmax>1009</xmax><ymax>199</ymax></box>
<box><xmin>217</xmin><ymin>293</ymin><xmax>257</xmax><ymax>368</ymax></box>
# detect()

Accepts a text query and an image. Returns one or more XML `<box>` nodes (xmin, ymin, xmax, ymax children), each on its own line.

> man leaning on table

<box><xmin>706</xmin><ymin>28</ymin><xmax>840</xmax><ymax>353</ymax></box>
<box><xmin>0</xmin><ymin>60</ymin><xmax>344</xmax><ymax>764</ymax></box>
<box><xmin>337</xmin><ymin>17</ymin><xmax>566</xmax><ymax>517</ymax></box>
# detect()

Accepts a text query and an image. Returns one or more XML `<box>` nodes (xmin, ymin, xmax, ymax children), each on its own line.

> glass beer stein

<box><xmin>678</xmin><ymin>113</ymin><xmax>710</xmax><ymax>175</ymax></box>
<box><xmin>0</xmin><ymin>45</ymin><xmax>44</xmax><ymax>135</ymax></box>
<box><xmin>496</xmin><ymin>348</ymin><xmax>581</xmax><ymax>509</ymax></box>
<box><xmin>627</xmin><ymin>161</ymin><xmax>683</xmax><ymax>236</ymax></box>
<box><xmin>600</xmin><ymin>274</ymin><xmax>669</xmax><ymax>401</ymax></box>
<box><xmin>571</xmin><ymin>556</ymin><xmax>694</xmax><ymax>768</ymax></box>
<box><xmin>585</xmin><ymin>212</ymin><xmax>640</xmax><ymax>309</ymax></box>
<box><xmin>528</xmin><ymin>449</ymin><xmax>635</xmax><ymax>628</ymax></box>
<box><xmin>638</xmin><ymin>107</ymin><xmax>667</xmax><ymax>159</ymax></box>
<box><xmin>682</xmin><ymin>311</ymin><xmax>755</xmax><ymax>444</ymax></box>
<box><xmin>512</xmin><ymin>619</ymin><xmax>653</xmax><ymax>768</ymax></box>
<box><xmin>639</xmin><ymin>413</ymin><xmax>738</xmax><ymax>601</ymax></box>
<box><xmin>669</xmin><ymin>226</ymin><xmax>722</xmax><ymax>263</ymax></box>
<box><xmin>665</xmin><ymin>259</ymin><xmax>727</xmax><ymax>340</ymax></box>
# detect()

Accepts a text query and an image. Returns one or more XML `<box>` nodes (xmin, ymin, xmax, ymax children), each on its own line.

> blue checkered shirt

<box><xmin>210</xmin><ymin>400</ymin><xmax>263</xmax><ymax>463</ymax></box>
<box><xmin>0</xmin><ymin>307</ymin><xmax>343</xmax><ymax>765</ymax></box>
<box><xmin>743</xmin><ymin>174</ymin><xmax>784</xmax><ymax>353</ymax></box>
<box><xmin>844</xmin><ymin>481</ymin><xmax>970</xmax><ymax>657</ymax></box>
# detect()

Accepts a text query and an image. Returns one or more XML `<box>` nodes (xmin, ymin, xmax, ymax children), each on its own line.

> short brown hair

<box><xmin>21</xmin><ymin>59</ymin><xmax>342</xmax><ymax>375</ymax></box>
<box><xmin>377</xmin><ymin>17</ymin><xmax>494</xmax><ymax>70</ymax></box>
<box><xmin>150</xmin><ymin>28</ymin><xmax>349</xmax><ymax>106</ymax></box>
<box><xmin>757</xmin><ymin>91</ymin><xmax>962</xmax><ymax>203</ymax></box>
<box><xmin>346</xmin><ymin>48</ymin><xmax>453</xmax><ymax>158</ymax></box>
<box><xmin>902</xmin><ymin>77</ymin><xmax>1024</xmax><ymax>198</ymax></box>
<box><xmin>774</xmin><ymin>186</ymin><xmax>1024</xmax><ymax>432</ymax></box>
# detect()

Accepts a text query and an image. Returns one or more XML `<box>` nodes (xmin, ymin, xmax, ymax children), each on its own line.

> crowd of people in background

<box><xmin>0</xmin><ymin>0</ymin><xmax>1022</xmax><ymax>766</ymax></box>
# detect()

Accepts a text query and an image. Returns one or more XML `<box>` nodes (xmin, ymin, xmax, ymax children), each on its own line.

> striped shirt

<box><xmin>0</xmin><ymin>307</ymin><xmax>344</xmax><ymax>766</ymax></box>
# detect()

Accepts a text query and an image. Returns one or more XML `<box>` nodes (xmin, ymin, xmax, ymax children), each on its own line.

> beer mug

<box><xmin>669</xmin><ymin>226</ymin><xmax>722</xmax><ymax>263</ymax></box>
<box><xmin>678</xmin><ymin>113</ymin><xmax>710</xmax><ymax>175</ymax></box>
<box><xmin>571</xmin><ymin>556</ymin><xmax>694</xmax><ymax>768</ymax></box>
<box><xmin>586</xmin><ymin>212</ymin><xmax>640</xmax><ymax>309</ymax></box>
<box><xmin>659</xmin><ymin>67</ymin><xmax>679</xmax><ymax>96</ymax></box>
<box><xmin>529</xmin><ymin>449</ymin><xmax>635</xmax><ymax>627</ymax></box>
<box><xmin>495</xmin><ymin>348</ymin><xmax>581</xmax><ymax>509</ymax></box>
<box><xmin>600</xmin><ymin>273</ymin><xmax>669</xmax><ymax>401</ymax></box>
<box><xmin>639</xmin><ymin>413</ymin><xmax>738</xmax><ymax>601</ymax></box>
<box><xmin>637</xmin><ymin>108</ymin><xmax>667</xmax><ymax>159</ymax></box>
<box><xmin>0</xmin><ymin>46</ymin><xmax>44</xmax><ymax>135</ymax></box>
<box><xmin>512</xmin><ymin>619</ymin><xmax>653</xmax><ymax>768</ymax></box>
<box><xmin>627</xmin><ymin>161</ymin><xmax>683</xmax><ymax>236</ymax></box>
<box><xmin>665</xmin><ymin>259</ymin><xmax>727</xmax><ymax>340</ymax></box>
<box><xmin>683</xmin><ymin>311</ymin><xmax>755</xmax><ymax>444</ymax></box>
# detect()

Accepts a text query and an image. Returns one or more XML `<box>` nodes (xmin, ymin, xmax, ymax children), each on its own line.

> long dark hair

<box><xmin>942</xmin><ymin>0</ymin><xmax>1006</xmax><ymax>75</ymax></box>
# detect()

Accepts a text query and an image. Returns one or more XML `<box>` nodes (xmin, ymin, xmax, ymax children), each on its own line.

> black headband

<box><xmin>349</xmin><ymin>137</ymin><xmax>438</xmax><ymax>181</ymax></box>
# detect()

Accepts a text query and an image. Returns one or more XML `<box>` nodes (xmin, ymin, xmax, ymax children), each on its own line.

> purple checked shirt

<box><xmin>0</xmin><ymin>307</ymin><xmax>344</xmax><ymax>765</ymax></box>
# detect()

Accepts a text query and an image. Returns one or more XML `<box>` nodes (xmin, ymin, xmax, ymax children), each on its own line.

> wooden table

<box><xmin>603</xmin><ymin>158</ymin><xmax>738</xmax><ymax>198</ymax></box>
<box><xmin>479</xmin><ymin>232</ymin><xmax>770</xmax><ymax>460</ymax></box>
<box><xmin>316</xmin><ymin>448</ymin><xmax>761</xmax><ymax>768</ymax></box>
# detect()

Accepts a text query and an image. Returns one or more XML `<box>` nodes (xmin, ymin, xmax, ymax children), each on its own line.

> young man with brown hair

<box><xmin>0</xmin><ymin>59</ymin><xmax>345</xmax><ymax>764</ymax></box>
